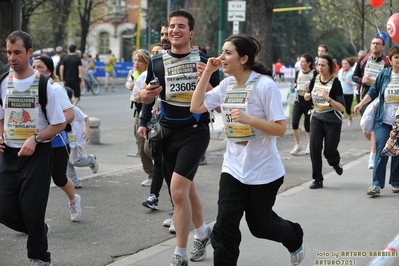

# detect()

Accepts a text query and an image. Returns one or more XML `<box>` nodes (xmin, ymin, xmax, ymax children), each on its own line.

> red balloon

<box><xmin>387</xmin><ymin>13</ymin><xmax>399</xmax><ymax>44</ymax></box>
<box><xmin>370</xmin><ymin>0</ymin><xmax>384</xmax><ymax>8</ymax></box>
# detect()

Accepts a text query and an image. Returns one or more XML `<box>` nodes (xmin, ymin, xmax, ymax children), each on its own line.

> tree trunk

<box><xmin>53</xmin><ymin>0</ymin><xmax>74</xmax><ymax>48</ymax></box>
<box><xmin>248</xmin><ymin>0</ymin><xmax>274</xmax><ymax>71</ymax></box>
<box><xmin>79</xmin><ymin>0</ymin><xmax>93</xmax><ymax>54</ymax></box>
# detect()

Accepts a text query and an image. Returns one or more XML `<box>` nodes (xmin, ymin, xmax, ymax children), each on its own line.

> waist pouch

<box><xmin>147</xmin><ymin>122</ymin><xmax>172</xmax><ymax>158</ymax></box>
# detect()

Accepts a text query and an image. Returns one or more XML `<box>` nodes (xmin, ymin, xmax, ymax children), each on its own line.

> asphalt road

<box><xmin>0</xmin><ymin>83</ymin><xmax>371</xmax><ymax>265</ymax></box>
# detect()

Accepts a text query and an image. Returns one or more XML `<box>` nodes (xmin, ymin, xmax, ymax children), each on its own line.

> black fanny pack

<box><xmin>147</xmin><ymin>123</ymin><xmax>172</xmax><ymax>158</ymax></box>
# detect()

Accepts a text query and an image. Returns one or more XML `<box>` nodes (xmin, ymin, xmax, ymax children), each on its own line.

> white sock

<box><xmin>174</xmin><ymin>247</ymin><xmax>187</xmax><ymax>260</ymax></box>
<box><xmin>69</xmin><ymin>195</ymin><xmax>76</xmax><ymax>203</ymax></box>
<box><xmin>194</xmin><ymin>222</ymin><xmax>208</xmax><ymax>239</ymax></box>
<box><xmin>370</xmin><ymin>152</ymin><xmax>376</xmax><ymax>160</ymax></box>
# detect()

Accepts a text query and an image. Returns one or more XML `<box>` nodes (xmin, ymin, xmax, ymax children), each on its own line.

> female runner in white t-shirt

<box><xmin>191</xmin><ymin>33</ymin><xmax>305</xmax><ymax>266</ymax></box>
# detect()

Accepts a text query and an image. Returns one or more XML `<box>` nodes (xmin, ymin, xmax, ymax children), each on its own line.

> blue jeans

<box><xmin>373</xmin><ymin>122</ymin><xmax>399</xmax><ymax>188</ymax></box>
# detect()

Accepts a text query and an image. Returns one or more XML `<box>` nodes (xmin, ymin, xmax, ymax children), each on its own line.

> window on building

<box><xmin>99</xmin><ymin>32</ymin><xmax>109</xmax><ymax>54</ymax></box>
<box><xmin>108</xmin><ymin>0</ymin><xmax>124</xmax><ymax>6</ymax></box>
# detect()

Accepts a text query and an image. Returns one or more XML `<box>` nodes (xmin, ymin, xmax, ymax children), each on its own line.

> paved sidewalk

<box><xmin>106</xmin><ymin>154</ymin><xmax>399</xmax><ymax>266</ymax></box>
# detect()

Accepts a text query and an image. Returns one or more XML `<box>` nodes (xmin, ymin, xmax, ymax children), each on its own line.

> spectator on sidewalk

<box><xmin>59</xmin><ymin>44</ymin><xmax>85</xmax><ymax>106</ymax></box>
<box><xmin>128</xmin><ymin>49</ymin><xmax>153</xmax><ymax>187</ymax></box>
<box><xmin>104</xmin><ymin>50</ymin><xmax>116</xmax><ymax>92</ymax></box>
<box><xmin>274</xmin><ymin>59</ymin><xmax>284</xmax><ymax>82</ymax></box>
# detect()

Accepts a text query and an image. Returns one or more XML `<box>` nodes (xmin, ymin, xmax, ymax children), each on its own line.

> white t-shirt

<box><xmin>52</xmin><ymin>55</ymin><xmax>60</xmax><ymax>68</ymax></box>
<box><xmin>203</xmin><ymin>71</ymin><xmax>286</xmax><ymax>185</ymax></box>
<box><xmin>50</xmin><ymin>79</ymin><xmax>73</xmax><ymax>111</ymax></box>
<box><xmin>0</xmin><ymin>71</ymin><xmax>66</xmax><ymax>148</ymax></box>
<box><xmin>70</xmin><ymin>106</ymin><xmax>88</xmax><ymax>148</ymax></box>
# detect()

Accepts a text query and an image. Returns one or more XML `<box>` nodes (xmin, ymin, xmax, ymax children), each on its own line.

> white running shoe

<box><xmin>141</xmin><ymin>178</ymin><xmax>152</xmax><ymax>187</ymax></box>
<box><xmin>169</xmin><ymin>219</ymin><xmax>176</xmax><ymax>234</ymax></box>
<box><xmin>290</xmin><ymin>144</ymin><xmax>302</xmax><ymax>156</ymax></box>
<box><xmin>69</xmin><ymin>194</ymin><xmax>82</xmax><ymax>222</ymax></box>
<box><xmin>368</xmin><ymin>158</ymin><xmax>375</xmax><ymax>169</ymax></box>
<box><xmin>163</xmin><ymin>213</ymin><xmax>173</xmax><ymax>227</ymax></box>
<box><xmin>305</xmin><ymin>144</ymin><xmax>310</xmax><ymax>155</ymax></box>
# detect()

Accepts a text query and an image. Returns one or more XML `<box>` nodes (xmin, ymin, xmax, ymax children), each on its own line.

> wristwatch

<box><xmin>34</xmin><ymin>133</ymin><xmax>42</xmax><ymax>143</ymax></box>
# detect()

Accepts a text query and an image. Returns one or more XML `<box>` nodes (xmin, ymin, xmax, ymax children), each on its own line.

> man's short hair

<box><xmin>373</xmin><ymin>36</ymin><xmax>385</xmax><ymax>46</ymax></box>
<box><xmin>319</xmin><ymin>44</ymin><xmax>329</xmax><ymax>53</ymax></box>
<box><xmin>6</xmin><ymin>30</ymin><xmax>33</xmax><ymax>51</ymax></box>
<box><xmin>169</xmin><ymin>9</ymin><xmax>195</xmax><ymax>31</ymax></box>
<box><xmin>69</xmin><ymin>44</ymin><xmax>77</xmax><ymax>53</ymax></box>
<box><xmin>56</xmin><ymin>46</ymin><xmax>63</xmax><ymax>53</ymax></box>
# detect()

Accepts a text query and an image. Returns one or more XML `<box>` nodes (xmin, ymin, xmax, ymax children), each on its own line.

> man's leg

<box><xmin>111</xmin><ymin>71</ymin><xmax>117</xmax><ymax>91</ymax></box>
<box><xmin>171</xmin><ymin>173</ymin><xmax>193</xmax><ymax>249</ymax></box>
<box><xmin>104</xmin><ymin>72</ymin><xmax>109</xmax><ymax>91</ymax></box>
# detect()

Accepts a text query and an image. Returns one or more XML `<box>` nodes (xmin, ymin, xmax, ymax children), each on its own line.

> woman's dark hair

<box><xmin>224</xmin><ymin>33</ymin><xmax>272</xmax><ymax>76</ymax></box>
<box><xmin>300</xmin><ymin>53</ymin><xmax>314</xmax><ymax>70</ymax></box>
<box><xmin>318</xmin><ymin>54</ymin><xmax>335</xmax><ymax>75</ymax></box>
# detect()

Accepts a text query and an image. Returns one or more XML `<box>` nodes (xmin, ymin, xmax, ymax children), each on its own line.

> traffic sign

<box><xmin>233</xmin><ymin>21</ymin><xmax>239</xmax><ymax>34</ymax></box>
<box><xmin>228</xmin><ymin>1</ymin><xmax>246</xmax><ymax>11</ymax></box>
<box><xmin>227</xmin><ymin>11</ymin><xmax>245</xmax><ymax>22</ymax></box>
<box><xmin>228</xmin><ymin>1</ymin><xmax>246</xmax><ymax>21</ymax></box>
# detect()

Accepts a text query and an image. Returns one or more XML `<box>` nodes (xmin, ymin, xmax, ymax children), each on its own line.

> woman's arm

<box><xmin>190</xmin><ymin>57</ymin><xmax>221</xmax><ymax>114</ymax></box>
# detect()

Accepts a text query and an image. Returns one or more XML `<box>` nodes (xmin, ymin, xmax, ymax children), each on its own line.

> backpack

<box><xmin>360</xmin><ymin>54</ymin><xmax>390</xmax><ymax>68</ymax></box>
<box><xmin>0</xmin><ymin>72</ymin><xmax>49</xmax><ymax>119</ymax></box>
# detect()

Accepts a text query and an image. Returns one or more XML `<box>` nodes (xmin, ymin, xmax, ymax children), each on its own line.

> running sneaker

<box><xmin>90</xmin><ymin>156</ymin><xmax>99</xmax><ymax>174</ymax></box>
<box><xmin>46</xmin><ymin>223</ymin><xmax>50</xmax><ymax>236</ymax></box>
<box><xmin>31</xmin><ymin>260</ymin><xmax>53</xmax><ymax>266</ymax></box>
<box><xmin>169</xmin><ymin>219</ymin><xmax>176</xmax><ymax>234</ymax></box>
<box><xmin>141</xmin><ymin>178</ymin><xmax>152</xmax><ymax>187</ymax></box>
<box><xmin>111</xmin><ymin>87</ymin><xmax>117</xmax><ymax>92</ymax></box>
<box><xmin>393</xmin><ymin>186</ymin><xmax>399</xmax><ymax>193</ymax></box>
<box><xmin>74</xmin><ymin>180</ymin><xmax>83</xmax><ymax>188</ymax></box>
<box><xmin>367</xmin><ymin>186</ymin><xmax>381</xmax><ymax>197</ymax></box>
<box><xmin>163</xmin><ymin>213</ymin><xmax>174</xmax><ymax>227</ymax></box>
<box><xmin>69</xmin><ymin>194</ymin><xmax>82</xmax><ymax>222</ymax></box>
<box><xmin>348</xmin><ymin>119</ymin><xmax>352</xmax><ymax>127</ymax></box>
<box><xmin>290</xmin><ymin>144</ymin><xmax>302</xmax><ymax>156</ymax></box>
<box><xmin>368</xmin><ymin>159</ymin><xmax>374</xmax><ymax>169</ymax></box>
<box><xmin>333</xmin><ymin>164</ymin><xmax>343</xmax><ymax>175</ymax></box>
<box><xmin>169</xmin><ymin>254</ymin><xmax>188</xmax><ymax>266</ymax></box>
<box><xmin>199</xmin><ymin>156</ymin><xmax>207</xmax><ymax>165</ymax></box>
<box><xmin>142</xmin><ymin>194</ymin><xmax>158</xmax><ymax>210</ymax></box>
<box><xmin>305</xmin><ymin>144</ymin><xmax>310</xmax><ymax>155</ymax></box>
<box><xmin>190</xmin><ymin>226</ymin><xmax>212</xmax><ymax>262</ymax></box>
<box><xmin>290</xmin><ymin>244</ymin><xmax>306</xmax><ymax>265</ymax></box>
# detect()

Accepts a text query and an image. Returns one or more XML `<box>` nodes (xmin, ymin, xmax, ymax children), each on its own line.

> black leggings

<box><xmin>52</xmin><ymin>145</ymin><xmax>70</xmax><ymax>187</ymax></box>
<box><xmin>343</xmin><ymin>94</ymin><xmax>353</xmax><ymax>115</ymax></box>
<box><xmin>291</xmin><ymin>101</ymin><xmax>312</xmax><ymax>132</ymax></box>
